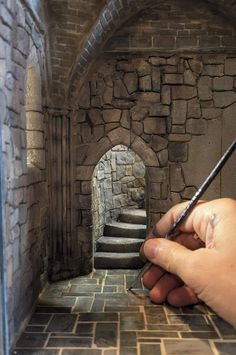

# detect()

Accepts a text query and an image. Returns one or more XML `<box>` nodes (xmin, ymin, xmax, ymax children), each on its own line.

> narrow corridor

<box><xmin>12</xmin><ymin>270</ymin><xmax>236</xmax><ymax>355</ymax></box>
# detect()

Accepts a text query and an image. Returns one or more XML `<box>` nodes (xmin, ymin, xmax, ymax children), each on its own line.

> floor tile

<box><xmin>95</xmin><ymin>322</ymin><xmax>118</xmax><ymax>347</ymax></box>
<box><xmin>214</xmin><ymin>341</ymin><xmax>236</xmax><ymax>355</ymax></box>
<box><xmin>12</xmin><ymin>350</ymin><xmax>59</xmax><ymax>355</ymax></box>
<box><xmin>120</xmin><ymin>312</ymin><xmax>145</xmax><ymax>330</ymax></box>
<box><xmin>46</xmin><ymin>337</ymin><xmax>92</xmax><ymax>347</ymax></box>
<box><xmin>139</xmin><ymin>343</ymin><xmax>162</xmax><ymax>355</ymax></box>
<box><xmin>163</xmin><ymin>339</ymin><xmax>214</xmax><ymax>355</ymax></box>
<box><xmin>15</xmin><ymin>333</ymin><xmax>48</xmax><ymax>348</ymax></box>
<box><xmin>46</xmin><ymin>314</ymin><xmax>77</xmax><ymax>332</ymax></box>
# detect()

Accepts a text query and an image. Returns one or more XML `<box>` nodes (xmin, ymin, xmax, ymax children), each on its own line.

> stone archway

<box><xmin>75</xmin><ymin>127</ymin><xmax>161</xmax><ymax>274</ymax></box>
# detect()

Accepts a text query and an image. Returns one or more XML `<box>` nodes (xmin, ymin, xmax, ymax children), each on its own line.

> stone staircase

<box><xmin>94</xmin><ymin>209</ymin><xmax>147</xmax><ymax>269</ymax></box>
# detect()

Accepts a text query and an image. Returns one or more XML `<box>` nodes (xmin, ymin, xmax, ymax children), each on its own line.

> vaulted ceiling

<box><xmin>45</xmin><ymin>0</ymin><xmax>236</xmax><ymax>106</ymax></box>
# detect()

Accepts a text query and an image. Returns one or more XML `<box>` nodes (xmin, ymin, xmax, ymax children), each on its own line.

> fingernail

<box><xmin>144</xmin><ymin>240</ymin><xmax>159</xmax><ymax>260</ymax></box>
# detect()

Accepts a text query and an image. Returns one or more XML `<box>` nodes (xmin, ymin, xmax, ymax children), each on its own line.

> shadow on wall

<box><xmin>92</xmin><ymin>144</ymin><xmax>146</xmax><ymax>242</ymax></box>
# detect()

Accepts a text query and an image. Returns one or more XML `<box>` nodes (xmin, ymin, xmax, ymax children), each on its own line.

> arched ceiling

<box><xmin>46</xmin><ymin>0</ymin><xmax>236</xmax><ymax>107</ymax></box>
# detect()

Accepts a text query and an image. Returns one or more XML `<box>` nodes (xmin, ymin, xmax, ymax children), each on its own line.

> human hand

<box><xmin>141</xmin><ymin>198</ymin><xmax>236</xmax><ymax>326</ymax></box>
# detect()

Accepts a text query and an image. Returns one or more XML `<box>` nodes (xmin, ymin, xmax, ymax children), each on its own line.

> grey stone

<box><xmin>114</xmin><ymin>79</ymin><xmax>129</xmax><ymax>98</ymax></box>
<box><xmin>139</xmin><ymin>75</ymin><xmax>152</xmax><ymax>91</ymax></box>
<box><xmin>203</xmin><ymin>64</ymin><xmax>224</xmax><ymax>77</ymax></box>
<box><xmin>116</xmin><ymin>151</ymin><xmax>135</xmax><ymax>165</ymax></box>
<box><xmin>169</xmin><ymin>142</ymin><xmax>188</xmax><ymax>162</ymax></box>
<box><xmin>186</xmin><ymin>118</ymin><xmax>207</xmax><ymax>135</ymax></box>
<box><xmin>170</xmin><ymin>164</ymin><xmax>185</xmax><ymax>192</ymax></box>
<box><xmin>202</xmin><ymin>108</ymin><xmax>222</xmax><ymax>120</ymax></box>
<box><xmin>213</xmin><ymin>91</ymin><xmax>236</xmax><ymax>108</ymax></box>
<box><xmin>152</xmin><ymin>66</ymin><xmax>160</xmax><ymax>92</ymax></box>
<box><xmin>187</xmin><ymin>98</ymin><xmax>201</xmax><ymax>118</ymax></box>
<box><xmin>103</xmin><ymin>109</ymin><xmax>121</xmax><ymax>122</ymax></box>
<box><xmin>144</xmin><ymin>117</ymin><xmax>166</xmax><ymax>134</ymax></box>
<box><xmin>161</xmin><ymin>85</ymin><xmax>171</xmax><ymax>105</ymax></box>
<box><xmin>151</xmin><ymin>136</ymin><xmax>168</xmax><ymax>152</ymax></box>
<box><xmin>172</xmin><ymin>86</ymin><xmax>197</xmax><ymax>100</ymax></box>
<box><xmin>225</xmin><ymin>58</ymin><xmax>236</xmax><ymax>75</ymax></box>
<box><xmin>88</xmin><ymin>109</ymin><xmax>103</xmax><ymax>125</ymax></box>
<box><xmin>198</xmin><ymin>76</ymin><xmax>212</xmax><ymax>100</ymax></box>
<box><xmin>131</xmin><ymin>105</ymin><xmax>148</xmax><ymax>121</ymax></box>
<box><xmin>184</xmin><ymin>69</ymin><xmax>196</xmax><ymax>86</ymax></box>
<box><xmin>103</xmin><ymin>85</ymin><xmax>113</xmax><ymax>104</ymax></box>
<box><xmin>150</xmin><ymin>104</ymin><xmax>169</xmax><ymax>117</ymax></box>
<box><xmin>171</xmin><ymin>100</ymin><xmax>187</xmax><ymax>124</ymax></box>
<box><xmin>163</xmin><ymin>74</ymin><xmax>183</xmax><ymax>84</ymax></box>
<box><xmin>139</xmin><ymin>92</ymin><xmax>160</xmax><ymax>103</ymax></box>
<box><xmin>213</xmin><ymin>76</ymin><xmax>234</xmax><ymax>91</ymax></box>
<box><xmin>123</xmin><ymin>72</ymin><xmax>138</xmax><ymax>94</ymax></box>
<box><xmin>133</xmin><ymin>162</ymin><xmax>145</xmax><ymax>179</ymax></box>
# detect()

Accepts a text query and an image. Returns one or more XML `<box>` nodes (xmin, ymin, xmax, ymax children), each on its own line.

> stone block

<box><xmin>171</xmin><ymin>192</ymin><xmax>181</xmax><ymax>205</ymax></box>
<box><xmin>76</xmin><ymin>166</ymin><xmax>94</xmax><ymax>180</ymax></box>
<box><xmin>120</xmin><ymin>110</ymin><xmax>130</xmax><ymax>129</ymax></box>
<box><xmin>152</xmin><ymin>67</ymin><xmax>160</xmax><ymax>92</ymax></box>
<box><xmin>144</xmin><ymin>117</ymin><xmax>166</xmax><ymax>134</ymax></box>
<box><xmin>188</xmin><ymin>58</ymin><xmax>203</xmax><ymax>75</ymax></box>
<box><xmin>213</xmin><ymin>76</ymin><xmax>234</xmax><ymax>91</ymax></box>
<box><xmin>171</xmin><ymin>100</ymin><xmax>187</xmax><ymax>124</ymax></box>
<box><xmin>172</xmin><ymin>86</ymin><xmax>197</xmax><ymax>100</ymax></box>
<box><xmin>202</xmin><ymin>108</ymin><xmax>222</xmax><ymax>120</ymax></box>
<box><xmin>116</xmin><ymin>61</ymin><xmax>134</xmax><ymax>72</ymax></box>
<box><xmin>113</xmin><ymin>181</ymin><xmax>121</xmax><ymax>194</ymax></box>
<box><xmin>150</xmin><ymin>104</ymin><xmax>169</xmax><ymax>117</ymax></box>
<box><xmin>78</xmin><ymin>194</ymin><xmax>91</xmax><ymax>209</ymax></box>
<box><xmin>169</xmin><ymin>142</ymin><xmax>188</xmax><ymax>162</ymax></box>
<box><xmin>16</xmin><ymin>26</ymin><xmax>29</xmax><ymax>55</ymax></box>
<box><xmin>78</xmin><ymin>83</ymin><xmax>90</xmax><ymax>109</ymax></box>
<box><xmin>103</xmin><ymin>86</ymin><xmax>113</xmax><ymax>104</ymax></box>
<box><xmin>151</xmin><ymin>136</ymin><xmax>168</xmax><ymax>152</ymax></box>
<box><xmin>213</xmin><ymin>91</ymin><xmax>236</xmax><ymax>108</ymax></box>
<box><xmin>114</xmin><ymin>79</ymin><xmax>129</xmax><ymax>98</ymax></box>
<box><xmin>139</xmin><ymin>75</ymin><xmax>151</xmax><ymax>91</ymax></box>
<box><xmin>103</xmin><ymin>109</ymin><xmax>121</xmax><ymax>122</ymax></box>
<box><xmin>170</xmin><ymin>164</ymin><xmax>185</xmax><ymax>192</ymax></box>
<box><xmin>171</xmin><ymin>125</ymin><xmax>185</xmax><ymax>134</ymax></box>
<box><xmin>93</xmin><ymin>125</ymin><xmax>104</xmax><ymax>141</ymax></box>
<box><xmin>139</xmin><ymin>92</ymin><xmax>160</xmax><ymax>103</ymax></box>
<box><xmin>203</xmin><ymin>64</ymin><xmax>224</xmax><ymax>77</ymax></box>
<box><xmin>26</xmin><ymin>112</ymin><xmax>44</xmax><ymax>131</ymax></box>
<box><xmin>147</xmin><ymin>167</ymin><xmax>167</xmax><ymax>182</ymax></box>
<box><xmin>184</xmin><ymin>69</ymin><xmax>196</xmax><ymax>86</ymax></box>
<box><xmin>26</xmin><ymin>131</ymin><xmax>44</xmax><ymax>149</ymax></box>
<box><xmin>153</xmin><ymin>36</ymin><xmax>175</xmax><ymax>49</ymax></box>
<box><xmin>133</xmin><ymin>162</ymin><xmax>145</xmax><ymax>179</ymax></box>
<box><xmin>132</xmin><ymin>121</ymin><xmax>143</xmax><ymax>136</ymax></box>
<box><xmin>186</xmin><ymin>118</ymin><xmax>207</xmax><ymax>135</ymax></box>
<box><xmin>131</xmin><ymin>137</ymin><xmax>159</xmax><ymax>167</ymax></box>
<box><xmin>187</xmin><ymin>98</ymin><xmax>201</xmax><ymax>118</ymax></box>
<box><xmin>161</xmin><ymin>85</ymin><xmax>171</xmax><ymax>105</ymax></box>
<box><xmin>123</xmin><ymin>72</ymin><xmax>138</xmax><ymax>94</ymax></box>
<box><xmin>131</xmin><ymin>105</ymin><xmax>149</xmax><ymax>121</ymax></box>
<box><xmin>108</xmin><ymin>127</ymin><xmax>133</xmax><ymax>147</ymax></box>
<box><xmin>158</xmin><ymin>149</ymin><xmax>168</xmax><ymax>167</ymax></box>
<box><xmin>150</xmin><ymin>182</ymin><xmax>161</xmax><ymax>198</ymax></box>
<box><xmin>116</xmin><ymin>151</ymin><xmax>135</xmax><ymax>165</ymax></box>
<box><xmin>149</xmin><ymin>57</ymin><xmax>166</xmax><ymax>66</ymax></box>
<box><xmin>168</xmin><ymin>134</ymin><xmax>191</xmax><ymax>142</ymax></box>
<box><xmin>88</xmin><ymin>109</ymin><xmax>103</xmax><ymax>125</ymax></box>
<box><xmin>176</xmin><ymin>36</ymin><xmax>197</xmax><ymax>48</ymax></box>
<box><xmin>27</xmin><ymin>149</ymin><xmax>45</xmax><ymax>169</ymax></box>
<box><xmin>132</xmin><ymin>58</ymin><xmax>151</xmax><ymax>76</ymax></box>
<box><xmin>198</xmin><ymin>76</ymin><xmax>212</xmax><ymax>100</ymax></box>
<box><xmin>225</xmin><ymin>58</ymin><xmax>236</xmax><ymax>75</ymax></box>
<box><xmin>163</xmin><ymin>74</ymin><xmax>183</xmax><ymax>85</ymax></box>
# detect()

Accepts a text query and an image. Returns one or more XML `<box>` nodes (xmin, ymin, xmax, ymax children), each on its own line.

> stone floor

<box><xmin>12</xmin><ymin>269</ymin><xmax>236</xmax><ymax>355</ymax></box>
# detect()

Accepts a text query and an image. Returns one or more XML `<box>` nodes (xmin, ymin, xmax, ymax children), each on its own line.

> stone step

<box><xmin>94</xmin><ymin>252</ymin><xmax>144</xmax><ymax>269</ymax></box>
<box><xmin>96</xmin><ymin>236</ymin><xmax>143</xmax><ymax>253</ymax></box>
<box><xmin>119</xmin><ymin>209</ymin><xmax>147</xmax><ymax>225</ymax></box>
<box><xmin>104</xmin><ymin>221</ymin><xmax>146</xmax><ymax>239</ymax></box>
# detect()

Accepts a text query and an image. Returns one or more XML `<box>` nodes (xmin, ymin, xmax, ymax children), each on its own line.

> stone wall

<box><xmin>0</xmin><ymin>0</ymin><xmax>48</xmax><ymax>349</ymax></box>
<box><xmin>92</xmin><ymin>145</ymin><xmax>145</xmax><ymax>240</ymax></box>
<box><xmin>73</xmin><ymin>52</ymin><xmax>236</xmax><ymax>274</ymax></box>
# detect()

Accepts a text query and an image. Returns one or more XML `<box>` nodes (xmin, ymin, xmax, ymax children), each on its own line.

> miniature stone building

<box><xmin>0</xmin><ymin>0</ymin><xmax>236</xmax><ymax>352</ymax></box>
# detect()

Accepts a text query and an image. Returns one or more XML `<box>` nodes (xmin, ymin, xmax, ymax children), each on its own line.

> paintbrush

<box><xmin>128</xmin><ymin>138</ymin><xmax>236</xmax><ymax>291</ymax></box>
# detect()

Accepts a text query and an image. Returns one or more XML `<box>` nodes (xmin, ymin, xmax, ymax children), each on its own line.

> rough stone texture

<box><xmin>92</xmin><ymin>145</ymin><xmax>145</xmax><ymax>239</ymax></box>
<box><xmin>0</xmin><ymin>0</ymin><xmax>48</xmax><ymax>351</ymax></box>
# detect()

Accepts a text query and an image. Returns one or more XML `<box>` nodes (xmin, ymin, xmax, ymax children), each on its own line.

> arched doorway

<box><xmin>92</xmin><ymin>144</ymin><xmax>146</xmax><ymax>269</ymax></box>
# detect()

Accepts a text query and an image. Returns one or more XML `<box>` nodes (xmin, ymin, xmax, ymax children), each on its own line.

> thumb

<box><xmin>143</xmin><ymin>238</ymin><xmax>196</xmax><ymax>284</ymax></box>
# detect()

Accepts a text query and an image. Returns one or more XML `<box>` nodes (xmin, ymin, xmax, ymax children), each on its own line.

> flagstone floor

<box><xmin>12</xmin><ymin>269</ymin><xmax>236</xmax><ymax>355</ymax></box>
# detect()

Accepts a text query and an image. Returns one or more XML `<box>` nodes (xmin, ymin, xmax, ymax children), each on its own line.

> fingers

<box><xmin>142</xmin><ymin>264</ymin><xmax>165</xmax><ymax>290</ymax></box>
<box><xmin>143</xmin><ymin>238</ymin><xmax>197</xmax><ymax>285</ymax></box>
<box><xmin>167</xmin><ymin>285</ymin><xmax>199</xmax><ymax>306</ymax></box>
<box><xmin>149</xmin><ymin>273</ymin><xmax>183</xmax><ymax>304</ymax></box>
